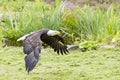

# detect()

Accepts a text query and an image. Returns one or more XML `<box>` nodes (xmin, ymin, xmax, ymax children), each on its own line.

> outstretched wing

<box><xmin>25</xmin><ymin>45</ymin><xmax>41</xmax><ymax>73</ymax></box>
<box><xmin>23</xmin><ymin>32</ymin><xmax>42</xmax><ymax>73</ymax></box>
<box><xmin>41</xmin><ymin>35</ymin><xmax>69</xmax><ymax>55</ymax></box>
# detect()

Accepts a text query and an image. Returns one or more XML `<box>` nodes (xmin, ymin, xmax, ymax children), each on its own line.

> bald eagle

<box><xmin>17</xmin><ymin>29</ymin><xmax>69</xmax><ymax>73</ymax></box>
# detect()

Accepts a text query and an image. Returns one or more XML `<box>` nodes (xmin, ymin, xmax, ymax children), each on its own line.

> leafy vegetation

<box><xmin>0</xmin><ymin>0</ymin><xmax>120</xmax><ymax>46</ymax></box>
<box><xmin>0</xmin><ymin>47</ymin><xmax>120</xmax><ymax>80</ymax></box>
<box><xmin>79</xmin><ymin>41</ymin><xmax>98</xmax><ymax>51</ymax></box>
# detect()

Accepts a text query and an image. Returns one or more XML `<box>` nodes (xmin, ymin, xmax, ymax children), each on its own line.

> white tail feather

<box><xmin>17</xmin><ymin>31</ymin><xmax>35</xmax><ymax>41</ymax></box>
<box><xmin>17</xmin><ymin>34</ymin><xmax>29</xmax><ymax>41</ymax></box>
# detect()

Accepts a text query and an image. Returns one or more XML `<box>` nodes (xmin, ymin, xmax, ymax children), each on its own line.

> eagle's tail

<box><xmin>17</xmin><ymin>34</ymin><xmax>29</xmax><ymax>41</ymax></box>
<box><xmin>17</xmin><ymin>32</ymin><xmax>35</xmax><ymax>41</ymax></box>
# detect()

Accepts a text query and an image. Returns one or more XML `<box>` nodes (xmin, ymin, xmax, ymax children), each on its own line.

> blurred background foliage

<box><xmin>0</xmin><ymin>0</ymin><xmax>120</xmax><ymax>47</ymax></box>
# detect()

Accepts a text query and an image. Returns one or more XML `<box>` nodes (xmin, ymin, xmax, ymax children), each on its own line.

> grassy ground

<box><xmin>0</xmin><ymin>47</ymin><xmax>120</xmax><ymax>80</ymax></box>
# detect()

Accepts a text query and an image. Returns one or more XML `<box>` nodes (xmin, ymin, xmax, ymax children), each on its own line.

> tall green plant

<box><xmin>41</xmin><ymin>1</ymin><xmax>62</xmax><ymax>30</ymax></box>
<box><xmin>1</xmin><ymin>0</ymin><xmax>120</xmax><ymax>46</ymax></box>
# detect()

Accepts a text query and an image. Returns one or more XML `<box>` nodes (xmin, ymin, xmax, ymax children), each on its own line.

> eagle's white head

<box><xmin>47</xmin><ymin>30</ymin><xmax>61</xmax><ymax>36</ymax></box>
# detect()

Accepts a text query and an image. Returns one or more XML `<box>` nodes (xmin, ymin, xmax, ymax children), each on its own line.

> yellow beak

<box><xmin>56</xmin><ymin>31</ymin><xmax>61</xmax><ymax>35</ymax></box>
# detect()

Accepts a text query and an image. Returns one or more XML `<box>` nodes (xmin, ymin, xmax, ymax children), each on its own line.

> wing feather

<box><xmin>24</xmin><ymin>45</ymin><xmax>41</xmax><ymax>73</ymax></box>
<box><xmin>25</xmin><ymin>51</ymin><xmax>39</xmax><ymax>73</ymax></box>
<box><xmin>41</xmin><ymin>35</ymin><xmax>69</xmax><ymax>55</ymax></box>
<box><xmin>23</xmin><ymin>40</ymin><xmax>33</xmax><ymax>54</ymax></box>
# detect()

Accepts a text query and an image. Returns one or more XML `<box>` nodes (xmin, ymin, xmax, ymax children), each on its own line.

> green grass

<box><xmin>0</xmin><ymin>47</ymin><xmax>120</xmax><ymax>80</ymax></box>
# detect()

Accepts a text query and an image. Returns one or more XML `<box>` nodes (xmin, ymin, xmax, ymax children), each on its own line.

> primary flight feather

<box><xmin>17</xmin><ymin>29</ymin><xmax>69</xmax><ymax>73</ymax></box>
